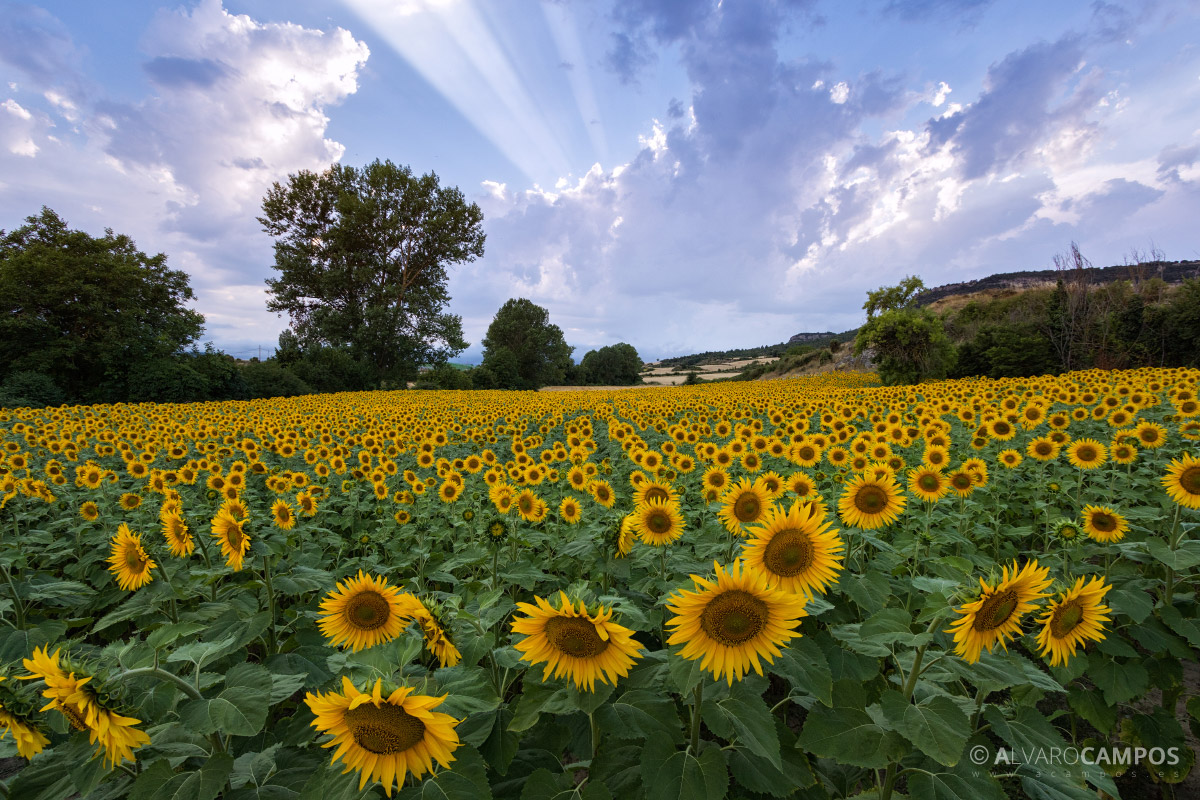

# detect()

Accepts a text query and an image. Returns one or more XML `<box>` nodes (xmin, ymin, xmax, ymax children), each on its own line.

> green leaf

<box><xmin>595</xmin><ymin>690</ymin><xmax>685</xmax><ymax>743</ymax></box>
<box><xmin>640</xmin><ymin>739</ymin><xmax>728</xmax><ymax>800</ymax></box>
<box><xmin>1105</xmin><ymin>588</ymin><xmax>1152</xmax><ymax>623</ymax></box>
<box><xmin>130</xmin><ymin>754</ymin><xmax>235</xmax><ymax>800</ymax></box>
<box><xmin>1086</xmin><ymin>653</ymin><xmax>1148</xmax><ymax>706</ymax></box>
<box><xmin>265</xmin><ymin>647</ymin><xmax>334</xmax><ymax>687</ymax></box>
<box><xmin>268</xmin><ymin>672</ymin><xmax>308</xmax><ymax>704</ymax></box>
<box><xmin>841</xmin><ymin>572</ymin><xmax>889</xmax><ymax>612</ymax></box>
<box><xmin>668</xmin><ymin>650</ymin><xmax>706</xmax><ymax>694</ymax></box>
<box><xmin>180</xmin><ymin>663</ymin><xmax>272</xmax><ymax>737</ymax></box>
<box><xmin>796</xmin><ymin>703</ymin><xmax>906</xmax><ymax>769</ymax></box>
<box><xmin>1017</xmin><ymin>764</ymin><xmax>1098</xmax><ymax>800</ymax></box>
<box><xmin>702</xmin><ymin>687</ymin><xmax>780</xmax><ymax>769</ymax></box>
<box><xmin>1146</xmin><ymin>538</ymin><xmax>1200</xmax><ymax>571</ymax></box>
<box><xmin>1067</xmin><ymin>686</ymin><xmax>1115</xmax><ymax>734</ymax></box>
<box><xmin>880</xmin><ymin>691</ymin><xmax>970</xmax><ymax>766</ymax></box>
<box><xmin>983</xmin><ymin>705</ymin><xmax>1081</xmax><ymax>781</ymax></box>
<box><xmin>770</xmin><ymin>637</ymin><xmax>832</xmax><ymax>706</ymax></box>
<box><xmin>518</xmin><ymin>769</ymin><xmax>572</xmax><ymax>800</ymax></box>
<box><xmin>1159</xmin><ymin>605</ymin><xmax>1200</xmax><ymax>647</ymax></box>
<box><xmin>907</xmin><ymin>758</ymin><xmax>1006</xmax><ymax>800</ymax></box>
<box><xmin>727</xmin><ymin>719</ymin><xmax>814</xmax><ymax>797</ymax></box>
<box><xmin>166</xmin><ymin>634</ymin><xmax>240</xmax><ymax>669</ymax></box>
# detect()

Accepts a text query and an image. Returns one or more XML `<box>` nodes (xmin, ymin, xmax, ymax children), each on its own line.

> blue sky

<box><xmin>2</xmin><ymin>0</ymin><xmax>1198</xmax><ymax>362</ymax></box>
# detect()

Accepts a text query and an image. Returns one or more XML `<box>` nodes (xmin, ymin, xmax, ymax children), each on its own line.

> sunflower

<box><xmin>211</xmin><ymin>507</ymin><xmax>251</xmax><ymax>571</ymax></box>
<box><xmin>633</xmin><ymin>498</ymin><xmax>686</xmax><ymax>546</ymax></box>
<box><xmin>666</xmin><ymin>560</ymin><xmax>807</xmax><ymax>684</ymax></box>
<box><xmin>318</xmin><ymin>571</ymin><xmax>423</xmax><ymax>652</ymax></box>
<box><xmin>787</xmin><ymin>471</ymin><xmax>817</xmax><ymax>499</ymax></box>
<box><xmin>589</xmin><ymin>480</ymin><xmax>616</xmax><ymax>508</ymax></box>
<box><xmin>907</xmin><ymin>466</ymin><xmax>949</xmax><ymax>503</ymax></box>
<box><xmin>79</xmin><ymin>501</ymin><xmax>99</xmax><ymax>522</ymax></box>
<box><xmin>837</xmin><ymin>473</ymin><xmax>906</xmax><ymax>529</ymax></box>
<box><xmin>946</xmin><ymin>560</ymin><xmax>1052</xmax><ymax>663</ymax></box>
<box><xmin>1066</xmin><ymin>439</ymin><xmax>1107</xmax><ymax>470</ymax></box>
<box><xmin>1035</xmin><ymin>576</ymin><xmax>1111</xmax><ymax>667</ymax></box>
<box><xmin>1162</xmin><ymin>453</ymin><xmax>1200</xmax><ymax>509</ymax></box>
<box><xmin>107</xmin><ymin>524</ymin><xmax>155</xmax><ymax>591</ymax></box>
<box><xmin>514</xmin><ymin>489</ymin><xmax>545</xmax><ymax>523</ymax></box>
<box><xmin>616</xmin><ymin>514</ymin><xmax>637</xmax><ymax>557</ymax></box>
<box><xmin>1133</xmin><ymin>421</ymin><xmax>1167</xmax><ymax>449</ymax></box>
<box><xmin>1110</xmin><ymin>441</ymin><xmax>1138</xmax><ymax>465</ymax></box>
<box><xmin>304</xmin><ymin>676</ymin><xmax>461</xmax><ymax>797</ymax></box>
<box><xmin>997</xmin><ymin>449</ymin><xmax>1023</xmax><ymax>469</ymax></box>
<box><xmin>271</xmin><ymin>499</ymin><xmax>297</xmax><ymax>530</ymax></box>
<box><xmin>160</xmin><ymin>510</ymin><xmax>194</xmax><ymax>557</ymax></box>
<box><xmin>742</xmin><ymin>501</ymin><xmax>843</xmax><ymax>597</ymax></box>
<box><xmin>485</xmin><ymin>518</ymin><xmax>508</xmax><ymax>543</ymax></box>
<box><xmin>119</xmin><ymin>493</ymin><xmax>142</xmax><ymax>510</ymax></box>
<box><xmin>296</xmin><ymin>491</ymin><xmax>318</xmax><ymax>516</ymax></box>
<box><xmin>1052</xmin><ymin>517</ymin><xmax>1082</xmax><ymax>544</ymax></box>
<box><xmin>0</xmin><ymin>676</ymin><xmax>49</xmax><ymax>759</ymax></box>
<box><xmin>438</xmin><ymin>481</ymin><xmax>461</xmax><ymax>504</ymax></box>
<box><xmin>923</xmin><ymin>445</ymin><xmax>951</xmax><ymax>469</ymax></box>
<box><xmin>1081</xmin><ymin>505</ymin><xmax>1129</xmax><ymax>543</ymax></box>
<box><xmin>1025</xmin><ymin>437</ymin><xmax>1059</xmax><ymax>462</ymax></box>
<box><xmin>512</xmin><ymin>592</ymin><xmax>642</xmax><ymax>691</ymax></box>
<box><xmin>559</xmin><ymin>496</ymin><xmax>582</xmax><ymax>524</ymax></box>
<box><xmin>946</xmin><ymin>468</ymin><xmax>976</xmax><ymax>498</ymax></box>
<box><xmin>633</xmin><ymin>479</ymin><xmax>676</xmax><ymax>506</ymax></box>
<box><xmin>22</xmin><ymin>646</ymin><xmax>149</xmax><ymax>768</ymax></box>
<box><xmin>414</xmin><ymin>603</ymin><xmax>462</xmax><ymax>668</ymax></box>
<box><xmin>717</xmin><ymin>477</ymin><xmax>773</xmax><ymax>535</ymax></box>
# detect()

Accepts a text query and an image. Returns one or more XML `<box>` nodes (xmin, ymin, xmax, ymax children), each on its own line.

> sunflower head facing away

<box><xmin>0</xmin><ymin>675</ymin><xmax>50</xmax><ymax>759</ymax></box>
<box><xmin>318</xmin><ymin>571</ymin><xmax>423</xmax><ymax>652</ymax></box>
<box><xmin>512</xmin><ymin>592</ymin><xmax>643</xmax><ymax>691</ymax></box>
<box><xmin>947</xmin><ymin>560</ymin><xmax>1052</xmax><ymax>663</ymax></box>
<box><xmin>1035</xmin><ymin>576</ymin><xmax>1111</xmax><ymax>667</ymax></box>
<box><xmin>742</xmin><ymin>500</ymin><xmax>844</xmax><ymax>598</ymax></box>
<box><xmin>304</xmin><ymin>676</ymin><xmax>461</xmax><ymax>797</ymax></box>
<box><xmin>666</xmin><ymin>560</ymin><xmax>808</xmax><ymax>684</ymax></box>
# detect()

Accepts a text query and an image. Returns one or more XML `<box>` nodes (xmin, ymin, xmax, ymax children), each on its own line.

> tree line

<box><xmin>0</xmin><ymin>160</ymin><xmax>641</xmax><ymax>408</ymax></box>
<box><xmin>854</xmin><ymin>245</ymin><xmax>1200</xmax><ymax>386</ymax></box>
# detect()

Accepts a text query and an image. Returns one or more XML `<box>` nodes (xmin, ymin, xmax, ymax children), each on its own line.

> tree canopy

<box><xmin>855</xmin><ymin>276</ymin><xmax>955</xmax><ymax>385</ymax></box>
<box><xmin>579</xmin><ymin>342</ymin><xmax>642</xmax><ymax>385</ymax></box>
<box><xmin>0</xmin><ymin>208</ymin><xmax>207</xmax><ymax>403</ymax></box>
<box><xmin>259</xmin><ymin>160</ymin><xmax>484</xmax><ymax>383</ymax></box>
<box><xmin>479</xmin><ymin>298</ymin><xmax>573</xmax><ymax>390</ymax></box>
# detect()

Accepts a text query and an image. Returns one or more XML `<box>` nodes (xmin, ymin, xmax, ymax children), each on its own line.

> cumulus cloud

<box><xmin>0</xmin><ymin>0</ymin><xmax>368</xmax><ymax>354</ymax></box>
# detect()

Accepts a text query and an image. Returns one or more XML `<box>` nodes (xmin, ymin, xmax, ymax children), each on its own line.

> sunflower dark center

<box><xmin>799</xmin><ymin>447</ymin><xmax>816</xmax><ymax>460</ymax></box>
<box><xmin>951</xmin><ymin>473</ymin><xmax>973</xmax><ymax>490</ymax></box>
<box><xmin>733</xmin><ymin>493</ymin><xmax>762</xmax><ymax>522</ymax></box>
<box><xmin>1049</xmin><ymin>600</ymin><xmax>1084</xmax><ymax>638</ymax></box>
<box><xmin>973</xmin><ymin>589</ymin><xmax>1018</xmax><ymax>632</ymax></box>
<box><xmin>1060</xmin><ymin>525</ymin><xmax>1079</xmax><ymax>539</ymax></box>
<box><xmin>1077</xmin><ymin>446</ymin><xmax>1097</xmax><ymax>462</ymax></box>
<box><xmin>1090</xmin><ymin>513</ymin><xmax>1116</xmax><ymax>533</ymax></box>
<box><xmin>344</xmin><ymin>702</ymin><xmax>426</xmax><ymax>755</ymax></box>
<box><xmin>644</xmin><ymin>487</ymin><xmax>670</xmax><ymax>502</ymax></box>
<box><xmin>346</xmin><ymin>590</ymin><xmax>391</xmax><ymax>630</ymax></box>
<box><xmin>1140</xmin><ymin>430</ymin><xmax>1160</xmax><ymax>443</ymax></box>
<box><xmin>701</xmin><ymin>590</ymin><xmax>768</xmax><ymax>646</ymax></box>
<box><xmin>646</xmin><ymin>509</ymin><xmax>673</xmax><ymax>535</ymax></box>
<box><xmin>1179</xmin><ymin>466</ymin><xmax>1200</xmax><ymax>495</ymax></box>
<box><xmin>226</xmin><ymin>524</ymin><xmax>244</xmax><ymax>548</ymax></box>
<box><xmin>544</xmin><ymin>616</ymin><xmax>609</xmax><ymax>658</ymax></box>
<box><xmin>1035</xmin><ymin>443</ymin><xmax>1053</xmax><ymax>456</ymax></box>
<box><xmin>125</xmin><ymin>548</ymin><xmax>147</xmax><ymax>571</ymax></box>
<box><xmin>763</xmin><ymin>528</ymin><xmax>815</xmax><ymax>576</ymax></box>
<box><xmin>918</xmin><ymin>474</ymin><xmax>940</xmax><ymax>491</ymax></box>
<box><xmin>854</xmin><ymin>485</ymin><xmax>887</xmax><ymax>513</ymax></box>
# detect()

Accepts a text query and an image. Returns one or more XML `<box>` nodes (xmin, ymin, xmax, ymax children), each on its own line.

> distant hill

<box><xmin>913</xmin><ymin>260</ymin><xmax>1200</xmax><ymax>307</ymax></box>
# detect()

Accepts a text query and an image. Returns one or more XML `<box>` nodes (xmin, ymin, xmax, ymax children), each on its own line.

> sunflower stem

<box><xmin>589</xmin><ymin>710</ymin><xmax>600</xmax><ymax>761</ymax></box>
<box><xmin>1</xmin><ymin>565</ymin><xmax>25</xmax><ymax>630</ymax></box>
<box><xmin>1163</xmin><ymin>504</ymin><xmax>1182</xmax><ymax>605</ymax></box>
<box><xmin>108</xmin><ymin>665</ymin><xmax>204</xmax><ymax>702</ymax></box>
<box><xmin>689</xmin><ymin>681</ymin><xmax>703</xmax><ymax>755</ymax></box>
<box><xmin>261</xmin><ymin>554</ymin><xmax>278</xmax><ymax>656</ymax></box>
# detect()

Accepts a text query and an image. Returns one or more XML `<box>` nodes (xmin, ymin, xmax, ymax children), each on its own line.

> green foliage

<box><xmin>481</xmin><ymin>299</ymin><xmax>573</xmax><ymax>390</ymax></box>
<box><xmin>950</xmin><ymin>323</ymin><xmax>1058</xmax><ymax>379</ymax></box>
<box><xmin>240</xmin><ymin>360</ymin><xmax>312</xmax><ymax>399</ymax></box>
<box><xmin>260</xmin><ymin>160</ymin><xmax>484</xmax><ymax>383</ymax></box>
<box><xmin>0</xmin><ymin>207</ymin><xmax>205</xmax><ymax>403</ymax></box>
<box><xmin>579</xmin><ymin>343</ymin><xmax>642</xmax><ymax>385</ymax></box>
<box><xmin>0</xmin><ymin>370</ymin><xmax>64</xmax><ymax>408</ymax></box>
<box><xmin>855</xmin><ymin>291</ymin><xmax>956</xmax><ymax>386</ymax></box>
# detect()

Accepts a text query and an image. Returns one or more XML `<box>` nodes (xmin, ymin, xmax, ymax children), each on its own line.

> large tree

<box><xmin>579</xmin><ymin>342</ymin><xmax>642</xmax><ymax>385</ymax></box>
<box><xmin>0</xmin><ymin>208</ymin><xmax>205</xmax><ymax>402</ymax></box>
<box><xmin>480</xmin><ymin>298</ymin><xmax>573</xmax><ymax>390</ymax></box>
<box><xmin>854</xmin><ymin>276</ymin><xmax>955</xmax><ymax>385</ymax></box>
<box><xmin>259</xmin><ymin>160</ymin><xmax>484</xmax><ymax>382</ymax></box>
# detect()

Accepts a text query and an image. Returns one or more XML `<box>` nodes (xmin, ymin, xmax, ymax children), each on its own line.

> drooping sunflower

<box><xmin>107</xmin><ymin>524</ymin><xmax>155</xmax><ymax>591</ymax></box>
<box><xmin>946</xmin><ymin>560</ymin><xmax>1052</xmax><ymax>663</ymax></box>
<box><xmin>742</xmin><ymin>500</ymin><xmax>843</xmax><ymax>597</ymax></box>
<box><xmin>1081</xmin><ymin>505</ymin><xmax>1129</xmax><ymax>543</ymax></box>
<box><xmin>1066</xmin><ymin>439</ymin><xmax>1107</xmax><ymax>470</ymax></box>
<box><xmin>22</xmin><ymin>646</ymin><xmax>150</xmax><ymax>768</ymax></box>
<box><xmin>211</xmin><ymin>507</ymin><xmax>251</xmax><ymax>571</ymax></box>
<box><xmin>160</xmin><ymin>510</ymin><xmax>194</xmax><ymax>557</ymax></box>
<box><xmin>907</xmin><ymin>466</ymin><xmax>949</xmax><ymax>504</ymax></box>
<box><xmin>1035</xmin><ymin>576</ymin><xmax>1111</xmax><ymax>667</ymax></box>
<box><xmin>414</xmin><ymin>602</ymin><xmax>462</xmax><ymax>668</ymax></box>
<box><xmin>1162</xmin><ymin>452</ymin><xmax>1200</xmax><ymax>509</ymax></box>
<box><xmin>837</xmin><ymin>473</ymin><xmax>906</xmax><ymax>529</ymax></box>
<box><xmin>318</xmin><ymin>571</ymin><xmax>423</xmax><ymax>652</ymax></box>
<box><xmin>633</xmin><ymin>498</ymin><xmax>686</xmax><ymax>546</ymax></box>
<box><xmin>717</xmin><ymin>477</ymin><xmax>773</xmax><ymax>535</ymax></box>
<box><xmin>304</xmin><ymin>676</ymin><xmax>461</xmax><ymax>797</ymax></box>
<box><xmin>0</xmin><ymin>676</ymin><xmax>49</xmax><ymax>759</ymax></box>
<box><xmin>666</xmin><ymin>560</ymin><xmax>808</xmax><ymax>684</ymax></box>
<box><xmin>512</xmin><ymin>592</ymin><xmax>643</xmax><ymax>691</ymax></box>
<box><xmin>271</xmin><ymin>499</ymin><xmax>297</xmax><ymax>530</ymax></box>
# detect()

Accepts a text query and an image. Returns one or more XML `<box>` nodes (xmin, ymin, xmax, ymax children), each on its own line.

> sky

<box><xmin>1</xmin><ymin>0</ymin><xmax>1198</xmax><ymax>363</ymax></box>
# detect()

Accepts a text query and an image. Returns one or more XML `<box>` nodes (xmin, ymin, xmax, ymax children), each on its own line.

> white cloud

<box><xmin>829</xmin><ymin>81</ymin><xmax>850</xmax><ymax>104</ymax></box>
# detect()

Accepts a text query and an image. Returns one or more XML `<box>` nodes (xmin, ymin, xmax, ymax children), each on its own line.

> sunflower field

<box><xmin>1</xmin><ymin>367</ymin><xmax>1199</xmax><ymax>800</ymax></box>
